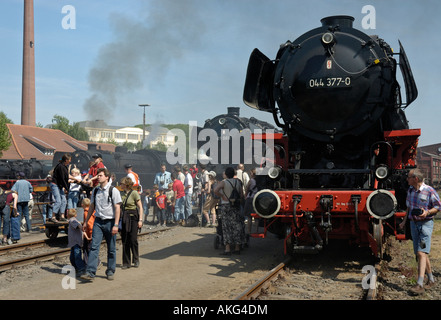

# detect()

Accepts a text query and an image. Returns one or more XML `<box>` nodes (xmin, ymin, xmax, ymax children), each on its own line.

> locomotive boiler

<box><xmin>243</xmin><ymin>15</ymin><xmax>419</xmax><ymax>258</ymax></box>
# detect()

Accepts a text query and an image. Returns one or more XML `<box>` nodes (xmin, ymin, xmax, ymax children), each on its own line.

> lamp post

<box><xmin>139</xmin><ymin>104</ymin><xmax>150</xmax><ymax>147</ymax></box>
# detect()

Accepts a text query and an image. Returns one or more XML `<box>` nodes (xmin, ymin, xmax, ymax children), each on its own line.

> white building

<box><xmin>78</xmin><ymin>120</ymin><xmax>175</xmax><ymax>148</ymax></box>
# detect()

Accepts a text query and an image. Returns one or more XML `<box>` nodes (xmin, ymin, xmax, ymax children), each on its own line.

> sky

<box><xmin>0</xmin><ymin>0</ymin><xmax>440</xmax><ymax>146</ymax></box>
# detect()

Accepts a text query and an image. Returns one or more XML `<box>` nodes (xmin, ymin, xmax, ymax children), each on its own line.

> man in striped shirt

<box><xmin>400</xmin><ymin>169</ymin><xmax>440</xmax><ymax>295</ymax></box>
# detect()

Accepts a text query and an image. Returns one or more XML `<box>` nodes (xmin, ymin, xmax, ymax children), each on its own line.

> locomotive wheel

<box><xmin>373</xmin><ymin>221</ymin><xmax>384</xmax><ymax>259</ymax></box>
<box><xmin>45</xmin><ymin>227</ymin><xmax>59</xmax><ymax>239</ymax></box>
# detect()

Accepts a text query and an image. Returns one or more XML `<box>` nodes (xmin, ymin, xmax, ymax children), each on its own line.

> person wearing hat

<box><xmin>124</xmin><ymin>164</ymin><xmax>141</xmax><ymax>190</ymax></box>
<box><xmin>201</xmin><ymin>171</ymin><xmax>219</xmax><ymax>227</ymax></box>
<box><xmin>83</xmin><ymin>153</ymin><xmax>105</xmax><ymax>188</ymax></box>
<box><xmin>11</xmin><ymin>172</ymin><xmax>33</xmax><ymax>232</ymax></box>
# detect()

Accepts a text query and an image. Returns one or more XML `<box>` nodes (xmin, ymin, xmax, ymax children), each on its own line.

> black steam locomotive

<box><xmin>243</xmin><ymin>16</ymin><xmax>419</xmax><ymax>258</ymax></box>
<box><xmin>0</xmin><ymin>145</ymin><xmax>168</xmax><ymax>190</ymax></box>
<box><xmin>199</xmin><ymin>107</ymin><xmax>279</xmax><ymax>173</ymax></box>
<box><xmin>53</xmin><ymin>144</ymin><xmax>168</xmax><ymax>188</ymax></box>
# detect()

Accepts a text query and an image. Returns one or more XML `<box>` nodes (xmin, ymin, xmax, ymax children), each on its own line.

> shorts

<box><xmin>410</xmin><ymin>219</ymin><xmax>433</xmax><ymax>254</ymax></box>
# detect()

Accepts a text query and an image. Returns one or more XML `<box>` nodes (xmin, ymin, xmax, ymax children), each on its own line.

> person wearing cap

<box><xmin>201</xmin><ymin>171</ymin><xmax>218</xmax><ymax>227</ymax></box>
<box><xmin>83</xmin><ymin>153</ymin><xmax>105</xmax><ymax>187</ymax></box>
<box><xmin>11</xmin><ymin>172</ymin><xmax>33</xmax><ymax>232</ymax></box>
<box><xmin>124</xmin><ymin>164</ymin><xmax>141</xmax><ymax>190</ymax></box>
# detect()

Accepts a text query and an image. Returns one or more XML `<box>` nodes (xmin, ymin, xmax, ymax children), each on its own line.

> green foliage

<box><xmin>0</xmin><ymin>112</ymin><xmax>12</xmax><ymax>157</ymax></box>
<box><xmin>52</xmin><ymin>114</ymin><xmax>89</xmax><ymax>141</ymax></box>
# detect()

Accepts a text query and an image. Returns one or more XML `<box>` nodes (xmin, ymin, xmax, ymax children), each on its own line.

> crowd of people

<box><xmin>0</xmin><ymin>152</ymin><xmax>258</xmax><ymax>281</ymax></box>
<box><xmin>1</xmin><ymin>156</ymin><xmax>439</xmax><ymax>294</ymax></box>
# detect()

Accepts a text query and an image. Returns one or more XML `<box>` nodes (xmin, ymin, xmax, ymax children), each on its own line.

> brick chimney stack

<box><xmin>21</xmin><ymin>0</ymin><xmax>36</xmax><ymax>126</ymax></box>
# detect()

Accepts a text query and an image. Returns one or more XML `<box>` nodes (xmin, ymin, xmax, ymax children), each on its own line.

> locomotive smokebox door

<box><xmin>243</xmin><ymin>48</ymin><xmax>275</xmax><ymax>112</ymax></box>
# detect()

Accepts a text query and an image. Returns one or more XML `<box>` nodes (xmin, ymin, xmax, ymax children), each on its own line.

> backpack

<box><xmin>92</xmin><ymin>186</ymin><xmax>114</xmax><ymax>206</ymax></box>
<box><xmin>224</xmin><ymin>179</ymin><xmax>242</xmax><ymax>208</ymax></box>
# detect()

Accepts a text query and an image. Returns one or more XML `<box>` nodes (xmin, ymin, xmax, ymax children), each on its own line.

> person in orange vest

<box><xmin>124</xmin><ymin>164</ymin><xmax>141</xmax><ymax>191</ymax></box>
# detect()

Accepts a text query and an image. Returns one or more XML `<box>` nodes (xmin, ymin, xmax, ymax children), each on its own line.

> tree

<box><xmin>51</xmin><ymin>114</ymin><xmax>89</xmax><ymax>141</ymax></box>
<box><xmin>0</xmin><ymin>112</ymin><xmax>12</xmax><ymax>157</ymax></box>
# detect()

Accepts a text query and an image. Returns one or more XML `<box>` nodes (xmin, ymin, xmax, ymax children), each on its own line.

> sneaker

<box><xmin>133</xmin><ymin>261</ymin><xmax>139</xmax><ymax>268</ymax></box>
<box><xmin>409</xmin><ymin>284</ymin><xmax>425</xmax><ymax>295</ymax></box>
<box><xmin>80</xmin><ymin>274</ymin><xmax>94</xmax><ymax>282</ymax></box>
<box><xmin>107</xmin><ymin>273</ymin><xmax>115</xmax><ymax>281</ymax></box>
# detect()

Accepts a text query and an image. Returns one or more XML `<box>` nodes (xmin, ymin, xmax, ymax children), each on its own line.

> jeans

<box><xmin>410</xmin><ymin>219</ymin><xmax>433</xmax><ymax>254</ymax></box>
<box><xmin>184</xmin><ymin>193</ymin><xmax>192</xmax><ymax>220</ymax></box>
<box><xmin>67</xmin><ymin>191</ymin><xmax>79</xmax><ymax>209</ymax></box>
<box><xmin>85</xmin><ymin>218</ymin><xmax>116</xmax><ymax>278</ymax></box>
<box><xmin>50</xmin><ymin>183</ymin><xmax>66</xmax><ymax>215</ymax></box>
<box><xmin>174</xmin><ymin>197</ymin><xmax>185</xmax><ymax>221</ymax></box>
<box><xmin>1</xmin><ymin>206</ymin><xmax>11</xmax><ymax>237</ymax></box>
<box><xmin>70</xmin><ymin>244</ymin><xmax>86</xmax><ymax>273</ymax></box>
<box><xmin>42</xmin><ymin>204</ymin><xmax>53</xmax><ymax>222</ymax></box>
<box><xmin>17</xmin><ymin>202</ymin><xmax>31</xmax><ymax>232</ymax></box>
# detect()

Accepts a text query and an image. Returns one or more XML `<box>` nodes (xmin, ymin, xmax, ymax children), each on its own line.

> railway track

<box><xmin>0</xmin><ymin>227</ymin><xmax>169</xmax><ymax>273</ymax></box>
<box><xmin>235</xmin><ymin>240</ymin><xmax>381</xmax><ymax>300</ymax></box>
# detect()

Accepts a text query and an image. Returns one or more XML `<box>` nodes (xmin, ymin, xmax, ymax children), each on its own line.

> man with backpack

<box><xmin>214</xmin><ymin>167</ymin><xmax>245</xmax><ymax>256</ymax></box>
<box><xmin>81</xmin><ymin>168</ymin><xmax>122</xmax><ymax>281</ymax></box>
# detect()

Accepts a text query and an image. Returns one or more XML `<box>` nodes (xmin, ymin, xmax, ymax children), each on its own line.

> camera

<box><xmin>420</xmin><ymin>240</ymin><xmax>426</xmax><ymax>249</ymax></box>
<box><xmin>411</xmin><ymin>208</ymin><xmax>423</xmax><ymax>216</ymax></box>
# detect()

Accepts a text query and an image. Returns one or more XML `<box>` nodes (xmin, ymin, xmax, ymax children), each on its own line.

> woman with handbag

<box><xmin>120</xmin><ymin>177</ymin><xmax>144</xmax><ymax>269</ymax></box>
<box><xmin>214</xmin><ymin>167</ymin><xmax>245</xmax><ymax>255</ymax></box>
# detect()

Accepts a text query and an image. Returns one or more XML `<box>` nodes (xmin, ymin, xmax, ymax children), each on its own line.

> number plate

<box><xmin>307</xmin><ymin>77</ymin><xmax>352</xmax><ymax>88</ymax></box>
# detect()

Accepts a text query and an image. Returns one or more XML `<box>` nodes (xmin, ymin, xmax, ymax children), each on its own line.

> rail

<box><xmin>234</xmin><ymin>259</ymin><xmax>291</xmax><ymax>300</ymax></box>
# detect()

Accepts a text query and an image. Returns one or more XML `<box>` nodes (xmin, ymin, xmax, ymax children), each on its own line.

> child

<box><xmin>81</xmin><ymin>198</ymin><xmax>94</xmax><ymax>264</ymax></box>
<box><xmin>165</xmin><ymin>183</ymin><xmax>175</xmax><ymax>224</ymax></box>
<box><xmin>151</xmin><ymin>185</ymin><xmax>159</xmax><ymax>224</ymax></box>
<box><xmin>67</xmin><ymin>168</ymin><xmax>82</xmax><ymax>209</ymax></box>
<box><xmin>67</xmin><ymin>208</ymin><xmax>85</xmax><ymax>276</ymax></box>
<box><xmin>142</xmin><ymin>189</ymin><xmax>151</xmax><ymax>223</ymax></box>
<box><xmin>156</xmin><ymin>189</ymin><xmax>167</xmax><ymax>227</ymax></box>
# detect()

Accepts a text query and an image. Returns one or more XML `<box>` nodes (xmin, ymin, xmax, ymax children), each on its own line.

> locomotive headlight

<box><xmin>268</xmin><ymin>166</ymin><xmax>282</xmax><ymax>179</ymax></box>
<box><xmin>375</xmin><ymin>165</ymin><xmax>389</xmax><ymax>180</ymax></box>
<box><xmin>366</xmin><ymin>189</ymin><xmax>397</xmax><ymax>220</ymax></box>
<box><xmin>253</xmin><ymin>189</ymin><xmax>281</xmax><ymax>219</ymax></box>
<box><xmin>321</xmin><ymin>32</ymin><xmax>334</xmax><ymax>45</ymax></box>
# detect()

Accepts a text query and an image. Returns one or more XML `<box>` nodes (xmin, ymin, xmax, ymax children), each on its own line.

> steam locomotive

<box><xmin>200</xmin><ymin>107</ymin><xmax>279</xmax><ymax>174</ymax></box>
<box><xmin>53</xmin><ymin>144</ymin><xmax>168</xmax><ymax>189</ymax></box>
<box><xmin>0</xmin><ymin>145</ymin><xmax>168</xmax><ymax>191</ymax></box>
<box><xmin>243</xmin><ymin>15</ymin><xmax>419</xmax><ymax>258</ymax></box>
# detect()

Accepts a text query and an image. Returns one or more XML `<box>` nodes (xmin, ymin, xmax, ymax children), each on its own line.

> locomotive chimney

<box><xmin>87</xmin><ymin>143</ymin><xmax>98</xmax><ymax>153</ymax></box>
<box><xmin>227</xmin><ymin>107</ymin><xmax>240</xmax><ymax>117</ymax></box>
<box><xmin>320</xmin><ymin>15</ymin><xmax>354</xmax><ymax>28</ymax></box>
<box><xmin>21</xmin><ymin>0</ymin><xmax>36</xmax><ymax>127</ymax></box>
